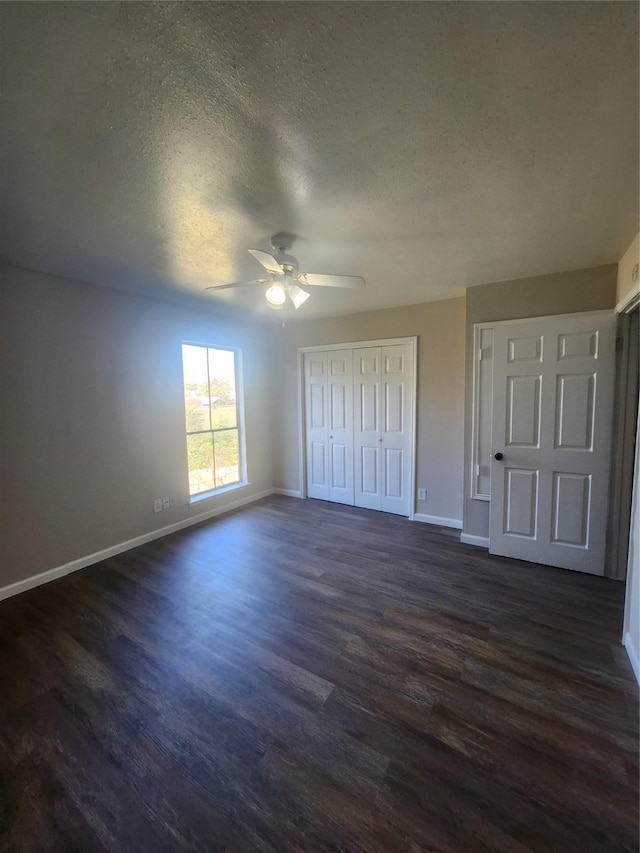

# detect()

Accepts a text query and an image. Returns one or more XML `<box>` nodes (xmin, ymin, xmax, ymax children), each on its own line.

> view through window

<box><xmin>182</xmin><ymin>344</ymin><xmax>242</xmax><ymax>497</ymax></box>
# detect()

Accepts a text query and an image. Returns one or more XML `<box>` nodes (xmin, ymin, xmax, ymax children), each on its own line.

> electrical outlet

<box><xmin>162</xmin><ymin>496</ymin><xmax>170</xmax><ymax>510</ymax></box>
<box><xmin>153</xmin><ymin>498</ymin><xmax>162</xmax><ymax>513</ymax></box>
<box><xmin>417</xmin><ymin>488</ymin><xmax>426</xmax><ymax>501</ymax></box>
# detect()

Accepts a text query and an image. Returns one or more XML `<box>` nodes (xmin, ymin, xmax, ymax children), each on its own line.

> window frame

<box><xmin>181</xmin><ymin>341</ymin><xmax>248</xmax><ymax>502</ymax></box>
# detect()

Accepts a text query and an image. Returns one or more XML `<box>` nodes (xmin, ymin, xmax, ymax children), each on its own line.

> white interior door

<box><xmin>305</xmin><ymin>350</ymin><xmax>354</xmax><ymax>504</ymax></box>
<box><xmin>380</xmin><ymin>344</ymin><xmax>413</xmax><ymax>515</ymax></box>
<box><xmin>489</xmin><ymin>311</ymin><xmax>616</xmax><ymax>574</ymax></box>
<box><xmin>327</xmin><ymin>350</ymin><xmax>354</xmax><ymax>505</ymax></box>
<box><xmin>354</xmin><ymin>347</ymin><xmax>382</xmax><ymax>511</ymax></box>
<box><xmin>304</xmin><ymin>352</ymin><xmax>329</xmax><ymax>501</ymax></box>
<box><xmin>354</xmin><ymin>344</ymin><xmax>413</xmax><ymax>515</ymax></box>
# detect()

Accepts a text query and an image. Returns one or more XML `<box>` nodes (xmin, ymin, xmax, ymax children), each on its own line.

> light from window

<box><xmin>182</xmin><ymin>343</ymin><xmax>242</xmax><ymax>497</ymax></box>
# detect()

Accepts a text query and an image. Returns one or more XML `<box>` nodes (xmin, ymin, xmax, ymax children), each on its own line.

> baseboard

<box><xmin>460</xmin><ymin>533</ymin><xmax>490</xmax><ymax>548</ymax></box>
<box><xmin>412</xmin><ymin>513</ymin><xmax>462</xmax><ymax>530</ymax></box>
<box><xmin>272</xmin><ymin>488</ymin><xmax>303</xmax><ymax>498</ymax></box>
<box><xmin>623</xmin><ymin>633</ymin><xmax>640</xmax><ymax>686</ymax></box>
<box><xmin>0</xmin><ymin>487</ymin><xmax>276</xmax><ymax>603</ymax></box>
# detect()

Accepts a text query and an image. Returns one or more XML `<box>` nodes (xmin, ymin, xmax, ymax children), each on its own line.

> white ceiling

<box><xmin>1</xmin><ymin>2</ymin><xmax>638</xmax><ymax>319</ymax></box>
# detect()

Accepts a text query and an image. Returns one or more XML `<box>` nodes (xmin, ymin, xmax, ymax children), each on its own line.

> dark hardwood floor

<box><xmin>1</xmin><ymin>495</ymin><xmax>638</xmax><ymax>852</ymax></box>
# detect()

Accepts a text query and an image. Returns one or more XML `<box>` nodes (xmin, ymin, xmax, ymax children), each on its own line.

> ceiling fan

<box><xmin>206</xmin><ymin>233</ymin><xmax>365</xmax><ymax>310</ymax></box>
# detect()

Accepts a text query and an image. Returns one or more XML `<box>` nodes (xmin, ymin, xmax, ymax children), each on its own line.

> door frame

<box><xmin>608</xmin><ymin>290</ymin><xmax>640</xmax><ymax>580</ymax></box>
<box><xmin>297</xmin><ymin>337</ymin><xmax>418</xmax><ymax>517</ymax></box>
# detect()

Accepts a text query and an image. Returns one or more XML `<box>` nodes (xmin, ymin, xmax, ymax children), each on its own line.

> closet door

<box><xmin>305</xmin><ymin>350</ymin><xmax>354</xmax><ymax>504</ymax></box>
<box><xmin>327</xmin><ymin>350</ymin><xmax>354</xmax><ymax>505</ymax></box>
<box><xmin>304</xmin><ymin>352</ymin><xmax>329</xmax><ymax>500</ymax></box>
<box><xmin>354</xmin><ymin>347</ymin><xmax>382</xmax><ymax>510</ymax></box>
<box><xmin>380</xmin><ymin>343</ymin><xmax>413</xmax><ymax>516</ymax></box>
<box><xmin>354</xmin><ymin>344</ymin><xmax>413</xmax><ymax>515</ymax></box>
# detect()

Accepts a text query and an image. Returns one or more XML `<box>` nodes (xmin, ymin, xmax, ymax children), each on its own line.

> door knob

<box><xmin>494</xmin><ymin>452</ymin><xmax>504</xmax><ymax>461</ymax></box>
<box><xmin>378</xmin><ymin>438</ymin><xmax>383</xmax><ymax>442</ymax></box>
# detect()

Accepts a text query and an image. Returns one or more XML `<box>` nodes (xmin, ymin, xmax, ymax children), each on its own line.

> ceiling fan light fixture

<box><xmin>207</xmin><ymin>234</ymin><xmax>365</xmax><ymax>311</ymax></box>
<box><xmin>265</xmin><ymin>282</ymin><xmax>286</xmax><ymax>308</ymax></box>
<box><xmin>288</xmin><ymin>283</ymin><xmax>310</xmax><ymax>309</ymax></box>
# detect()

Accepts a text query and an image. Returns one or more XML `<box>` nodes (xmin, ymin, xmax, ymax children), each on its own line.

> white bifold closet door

<box><xmin>353</xmin><ymin>344</ymin><xmax>413</xmax><ymax>516</ymax></box>
<box><xmin>304</xmin><ymin>350</ymin><xmax>354</xmax><ymax>505</ymax></box>
<box><xmin>304</xmin><ymin>343</ymin><xmax>413</xmax><ymax>516</ymax></box>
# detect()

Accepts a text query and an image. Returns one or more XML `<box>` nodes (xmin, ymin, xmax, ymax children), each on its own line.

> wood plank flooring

<box><xmin>0</xmin><ymin>495</ymin><xmax>638</xmax><ymax>852</ymax></box>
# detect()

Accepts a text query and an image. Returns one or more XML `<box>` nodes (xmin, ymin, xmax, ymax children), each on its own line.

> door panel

<box><xmin>304</xmin><ymin>353</ymin><xmax>329</xmax><ymax>500</ymax></box>
<box><xmin>554</xmin><ymin>374</ymin><xmax>595</xmax><ymax>450</ymax></box>
<box><xmin>507</xmin><ymin>335</ymin><xmax>543</xmax><ymax>363</ymax></box>
<box><xmin>384</xmin><ymin>448</ymin><xmax>403</xmax><ymax>499</ymax></box>
<box><xmin>327</xmin><ymin>350</ymin><xmax>354</xmax><ymax>504</ymax></box>
<box><xmin>354</xmin><ymin>343</ymin><xmax>414</xmax><ymax>515</ymax></box>
<box><xmin>384</xmin><ymin>382</ymin><xmax>403</xmax><ymax>433</ymax></box>
<box><xmin>360</xmin><ymin>446</ymin><xmax>378</xmax><ymax>496</ymax></box>
<box><xmin>506</xmin><ymin>375</ymin><xmax>541</xmax><ymax>447</ymax></box>
<box><xmin>360</xmin><ymin>354</ymin><xmax>379</xmax><ymax>375</ymax></box>
<box><xmin>384</xmin><ymin>352</ymin><xmax>405</xmax><ymax>374</ymax></box>
<box><xmin>310</xmin><ymin>383</ymin><xmax>325</xmax><ymax>428</ymax></box>
<box><xmin>310</xmin><ymin>443</ymin><xmax>327</xmax><ymax>489</ymax></box>
<box><xmin>331</xmin><ymin>444</ymin><xmax>348</xmax><ymax>490</ymax></box>
<box><xmin>330</xmin><ymin>383</ymin><xmax>347</xmax><ymax>431</ymax></box>
<box><xmin>354</xmin><ymin>347</ymin><xmax>383</xmax><ymax>510</ymax></box>
<box><xmin>504</xmin><ymin>468</ymin><xmax>538</xmax><ymax>537</ymax></box>
<box><xmin>490</xmin><ymin>311</ymin><xmax>615</xmax><ymax>574</ymax></box>
<box><xmin>380</xmin><ymin>344</ymin><xmax>413</xmax><ymax>515</ymax></box>
<box><xmin>551</xmin><ymin>472</ymin><xmax>590</xmax><ymax>547</ymax></box>
<box><xmin>558</xmin><ymin>331</ymin><xmax>598</xmax><ymax>360</ymax></box>
<box><xmin>360</xmin><ymin>384</ymin><xmax>378</xmax><ymax>432</ymax></box>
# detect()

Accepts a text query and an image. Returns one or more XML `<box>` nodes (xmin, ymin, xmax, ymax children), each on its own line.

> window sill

<box><xmin>188</xmin><ymin>481</ymin><xmax>251</xmax><ymax>505</ymax></box>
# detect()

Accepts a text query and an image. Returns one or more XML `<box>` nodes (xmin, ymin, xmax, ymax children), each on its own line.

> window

<box><xmin>182</xmin><ymin>343</ymin><xmax>244</xmax><ymax>498</ymax></box>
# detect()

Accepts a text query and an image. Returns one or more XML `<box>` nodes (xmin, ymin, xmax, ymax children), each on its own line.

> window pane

<box><xmin>182</xmin><ymin>343</ymin><xmax>244</xmax><ymax>498</ymax></box>
<box><xmin>211</xmin><ymin>402</ymin><xmax>237</xmax><ymax>430</ymax></box>
<box><xmin>187</xmin><ymin>432</ymin><xmax>215</xmax><ymax>495</ymax></box>
<box><xmin>208</xmin><ymin>348</ymin><xmax>237</xmax><ymax>428</ymax></box>
<box><xmin>214</xmin><ymin>429</ymin><xmax>240</xmax><ymax>487</ymax></box>
<box><xmin>182</xmin><ymin>344</ymin><xmax>211</xmax><ymax>432</ymax></box>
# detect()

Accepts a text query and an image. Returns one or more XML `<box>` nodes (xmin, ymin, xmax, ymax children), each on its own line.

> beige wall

<box><xmin>463</xmin><ymin>264</ymin><xmax>618</xmax><ymax>540</ymax></box>
<box><xmin>271</xmin><ymin>298</ymin><xmax>466</xmax><ymax>524</ymax></box>
<box><xmin>0</xmin><ymin>259</ymin><xmax>622</xmax><ymax>591</ymax></box>
<box><xmin>0</xmin><ymin>264</ymin><xmax>275</xmax><ymax>589</ymax></box>
<box><xmin>617</xmin><ymin>233</ymin><xmax>640</xmax><ymax>308</ymax></box>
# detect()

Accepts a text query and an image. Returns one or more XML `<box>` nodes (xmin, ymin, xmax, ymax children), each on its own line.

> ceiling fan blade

<box><xmin>205</xmin><ymin>279</ymin><xmax>267</xmax><ymax>291</ymax></box>
<box><xmin>299</xmin><ymin>273</ymin><xmax>365</xmax><ymax>289</ymax></box>
<box><xmin>248</xmin><ymin>248</ymin><xmax>284</xmax><ymax>276</ymax></box>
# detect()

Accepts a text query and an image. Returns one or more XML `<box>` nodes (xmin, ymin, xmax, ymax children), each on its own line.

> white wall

<box><xmin>0</xmin><ymin>264</ymin><xmax>275</xmax><ymax>591</ymax></box>
<box><xmin>623</xmin><ymin>405</ymin><xmax>640</xmax><ymax>684</ymax></box>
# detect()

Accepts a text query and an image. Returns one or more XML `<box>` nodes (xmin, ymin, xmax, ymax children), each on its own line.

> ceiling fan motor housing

<box><xmin>270</xmin><ymin>232</ymin><xmax>299</xmax><ymax>271</ymax></box>
<box><xmin>275</xmin><ymin>252</ymin><xmax>299</xmax><ymax>273</ymax></box>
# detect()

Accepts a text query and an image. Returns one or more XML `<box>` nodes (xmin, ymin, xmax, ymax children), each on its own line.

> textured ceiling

<box><xmin>1</xmin><ymin>2</ymin><xmax>638</xmax><ymax>319</ymax></box>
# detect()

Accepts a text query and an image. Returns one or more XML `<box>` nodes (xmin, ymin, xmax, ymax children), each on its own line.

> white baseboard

<box><xmin>412</xmin><ymin>513</ymin><xmax>462</xmax><ymax>530</ymax></box>
<box><xmin>623</xmin><ymin>633</ymin><xmax>640</xmax><ymax>686</ymax></box>
<box><xmin>0</xmin><ymin>487</ymin><xmax>276</xmax><ymax>603</ymax></box>
<box><xmin>272</xmin><ymin>488</ymin><xmax>303</xmax><ymax>498</ymax></box>
<box><xmin>460</xmin><ymin>533</ymin><xmax>490</xmax><ymax>548</ymax></box>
